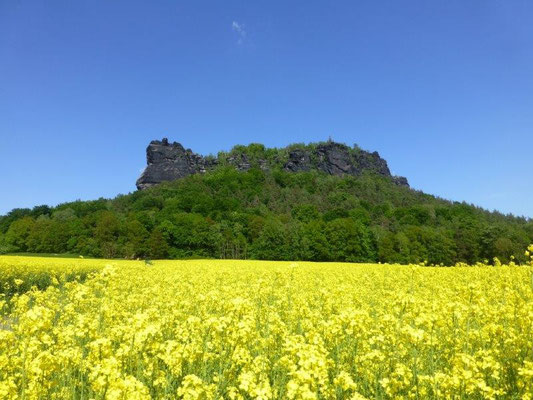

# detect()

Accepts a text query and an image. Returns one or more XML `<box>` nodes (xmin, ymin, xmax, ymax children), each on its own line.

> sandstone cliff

<box><xmin>136</xmin><ymin>138</ymin><xmax>409</xmax><ymax>190</ymax></box>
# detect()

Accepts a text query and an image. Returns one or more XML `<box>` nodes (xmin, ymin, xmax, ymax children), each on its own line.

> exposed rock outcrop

<box><xmin>284</xmin><ymin>149</ymin><xmax>311</xmax><ymax>172</ymax></box>
<box><xmin>136</xmin><ymin>139</ymin><xmax>217</xmax><ymax>190</ymax></box>
<box><xmin>136</xmin><ymin>138</ymin><xmax>409</xmax><ymax>190</ymax></box>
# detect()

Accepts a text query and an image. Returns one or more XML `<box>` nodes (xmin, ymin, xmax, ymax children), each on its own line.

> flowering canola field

<box><xmin>1</xmin><ymin>256</ymin><xmax>533</xmax><ymax>399</ymax></box>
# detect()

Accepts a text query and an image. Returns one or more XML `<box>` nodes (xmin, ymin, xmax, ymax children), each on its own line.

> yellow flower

<box><xmin>0</xmin><ymin>255</ymin><xmax>532</xmax><ymax>399</ymax></box>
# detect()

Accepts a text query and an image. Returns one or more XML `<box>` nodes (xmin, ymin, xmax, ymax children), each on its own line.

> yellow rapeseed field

<box><xmin>1</xmin><ymin>255</ymin><xmax>533</xmax><ymax>399</ymax></box>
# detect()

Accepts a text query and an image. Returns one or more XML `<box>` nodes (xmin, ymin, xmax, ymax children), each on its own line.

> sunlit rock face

<box><xmin>136</xmin><ymin>139</ymin><xmax>217</xmax><ymax>190</ymax></box>
<box><xmin>136</xmin><ymin>138</ymin><xmax>409</xmax><ymax>190</ymax></box>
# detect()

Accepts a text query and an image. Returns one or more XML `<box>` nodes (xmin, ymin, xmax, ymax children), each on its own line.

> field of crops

<box><xmin>1</xmin><ymin>256</ymin><xmax>533</xmax><ymax>399</ymax></box>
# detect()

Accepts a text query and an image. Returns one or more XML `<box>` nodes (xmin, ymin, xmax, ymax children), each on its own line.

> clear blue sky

<box><xmin>1</xmin><ymin>0</ymin><xmax>532</xmax><ymax>217</ymax></box>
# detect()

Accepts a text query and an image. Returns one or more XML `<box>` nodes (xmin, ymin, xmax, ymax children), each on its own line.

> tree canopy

<box><xmin>1</xmin><ymin>168</ymin><xmax>531</xmax><ymax>264</ymax></box>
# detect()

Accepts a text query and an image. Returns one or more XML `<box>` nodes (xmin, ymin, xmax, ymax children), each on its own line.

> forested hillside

<box><xmin>1</xmin><ymin>167</ymin><xmax>531</xmax><ymax>264</ymax></box>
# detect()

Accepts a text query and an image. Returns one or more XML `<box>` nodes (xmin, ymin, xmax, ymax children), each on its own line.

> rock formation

<box><xmin>136</xmin><ymin>138</ymin><xmax>409</xmax><ymax>190</ymax></box>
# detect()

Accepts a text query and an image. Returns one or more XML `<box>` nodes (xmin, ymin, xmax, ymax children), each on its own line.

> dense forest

<box><xmin>1</xmin><ymin>165</ymin><xmax>531</xmax><ymax>265</ymax></box>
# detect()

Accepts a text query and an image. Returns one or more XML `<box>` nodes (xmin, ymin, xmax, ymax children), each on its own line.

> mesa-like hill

<box><xmin>136</xmin><ymin>138</ymin><xmax>409</xmax><ymax>190</ymax></box>
<box><xmin>1</xmin><ymin>139</ymin><xmax>531</xmax><ymax>264</ymax></box>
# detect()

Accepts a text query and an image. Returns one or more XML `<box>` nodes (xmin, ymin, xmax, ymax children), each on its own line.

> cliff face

<box><xmin>136</xmin><ymin>138</ymin><xmax>409</xmax><ymax>190</ymax></box>
<box><xmin>136</xmin><ymin>139</ymin><xmax>216</xmax><ymax>190</ymax></box>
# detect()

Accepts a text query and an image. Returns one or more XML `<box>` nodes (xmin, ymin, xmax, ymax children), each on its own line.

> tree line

<box><xmin>1</xmin><ymin>168</ymin><xmax>531</xmax><ymax>265</ymax></box>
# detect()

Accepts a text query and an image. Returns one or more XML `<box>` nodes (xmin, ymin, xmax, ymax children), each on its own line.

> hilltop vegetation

<box><xmin>135</xmin><ymin>139</ymin><xmax>408</xmax><ymax>190</ymax></box>
<box><xmin>1</xmin><ymin>167</ymin><xmax>531</xmax><ymax>265</ymax></box>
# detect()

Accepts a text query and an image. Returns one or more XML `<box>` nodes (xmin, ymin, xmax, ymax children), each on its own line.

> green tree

<box><xmin>147</xmin><ymin>228</ymin><xmax>169</xmax><ymax>259</ymax></box>
<box><xmin>94</xmin><ymin>211</ymin><xmax>122</xmax><ymax>258</ymax></box>
<box><xmin>251</xmin><ymin>218</ymin><xmax>288</xmax><ymax>260</ymax></box>
<box><xmin>123</xmin><ymin>220</ymin><xmax>149</xmax><ymax>258</ymax></box>
<box><xmin>326</xmin><ymin>218</ymin><xmax>375</xmax><ymax>262</ymax></box>
<box><xmin>5</xmin><ymin>217</ymin><xmax>35</xmax><ymax>251</ymax></box>
<box><xmin>295</xmin><ymin>220</ymin><xmax>329</xmax><ymax>261</ymax></box>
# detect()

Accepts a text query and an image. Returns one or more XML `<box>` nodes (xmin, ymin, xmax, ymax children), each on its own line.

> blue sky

<box><xmin>1</xmin><ymin>0</ymin><xmax>532</xmax><ymax>217</ymax></box>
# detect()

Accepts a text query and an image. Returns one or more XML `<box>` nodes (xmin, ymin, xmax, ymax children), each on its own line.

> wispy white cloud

<box><xmin>232</xmin><ymin>21</ymin><xmax>246</xmax><ymax>45</ymax></box>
